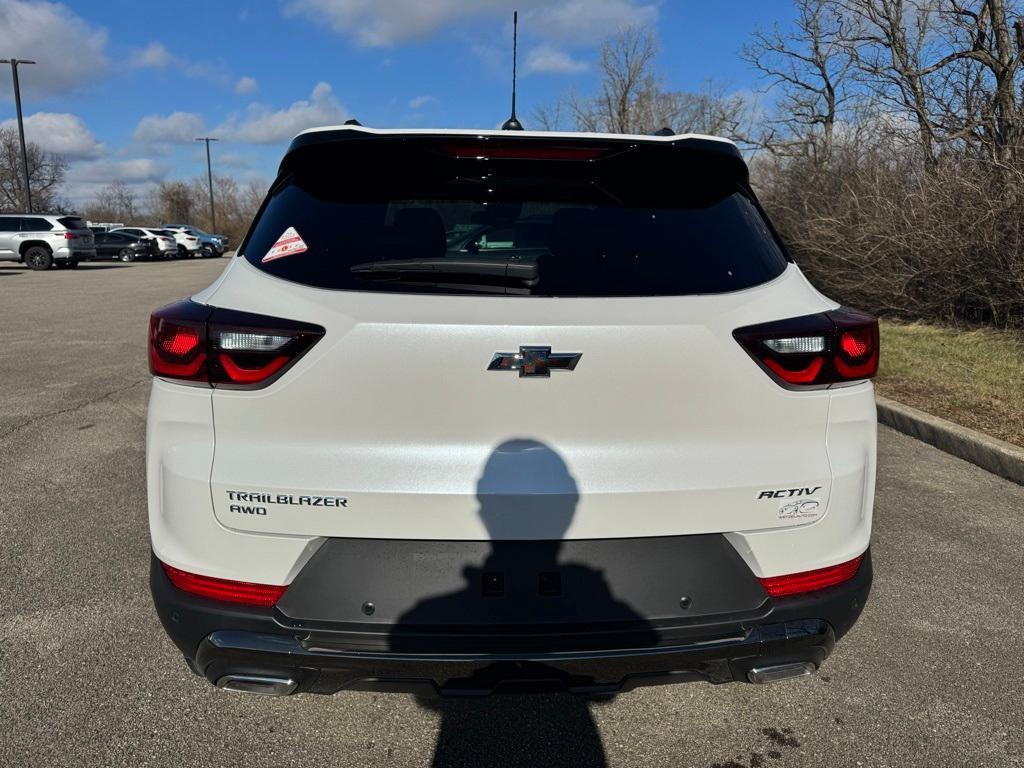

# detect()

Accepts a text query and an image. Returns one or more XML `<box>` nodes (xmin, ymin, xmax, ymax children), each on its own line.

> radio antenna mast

<box><xmin>501</xmin><ymin>11</ymin><xmax>524</xmax><ymax>130</ymax></box>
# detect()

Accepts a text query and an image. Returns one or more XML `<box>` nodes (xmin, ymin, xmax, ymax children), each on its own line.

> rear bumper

<box><xmin>151</xmin><ymin>543</ymin><xmax>871</xmax><ymax>696</ymax></box>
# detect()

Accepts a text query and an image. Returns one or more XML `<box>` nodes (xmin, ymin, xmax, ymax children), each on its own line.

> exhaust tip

<box><xmin>746</xmin><ymin>662</ymin><xmax>816</xmax><ymax>684</ymax></box>
<box><xmin>215</xmin><ymin>674</ymin><xmax>298</xmax><ymax>696</ymax></box>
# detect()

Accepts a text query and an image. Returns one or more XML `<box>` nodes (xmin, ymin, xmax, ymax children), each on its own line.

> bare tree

<box><xmin>540</xmin><ymin>25</ymin><xmax>755</xmax><ymax>142</ymax></box>
<box><xmin>148</xmin><ymin>181</ymin><xmax>194</xmax><ymax>225</ymax></box>
<box><xmin>743</xmin><ymin>0</ymin><xmax>858</xmax><ymax>163</ymax></box>
<box><xmin>836</xmin><ymin>0</ymin><xmax>1024</xmax><ymax>165</ymax></box>
<box><xmin>0</xmin><ymin>126</ymin><xmax>68</xmax><ymax>212</ymax></box>
<box><xmin>86</xmin><ymin>181</ymin><xmax>137</xmax><ymax>223</ymax></box>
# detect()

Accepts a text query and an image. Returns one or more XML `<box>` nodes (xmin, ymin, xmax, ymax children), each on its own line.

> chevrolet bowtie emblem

<box><xmin>488</xmin><ymin>346</ymin><xmax>582</xmax><ymax>378</ymax></box>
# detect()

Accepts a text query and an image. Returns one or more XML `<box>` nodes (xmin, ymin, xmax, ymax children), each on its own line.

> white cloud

<box><xmin>526</xmin><ymin>1</ymin><xmax>657</xmax><ymax>45</ymax></box>
<box><xmin>235</xmin><ymin>76</ymin><xmax>259</xmax><ymax>95</ymax></box>
<box><xmin>524</xmin><ymin>44</ymin><xmax>586</xmax><ymax>75</ymax></box>
<box><xmin>407</xmin><ymin>94</ymin><xmax>436</xmax><ymax>110</ymax></box>
<box><xmin>217</xmin><ymin>82</ymin><xmax>348</xmax><ymax>144</ymax></box>
<box><xmin>0</xmin><ymin>0</ymin><xmax>108</xmax><ymax>98</ymax></box>
<box><xmin>0</xmin><ymin>112</ymin><xmax>102</xmax><ymax>158</ymax></box>
<box><xmin>128</xmin><ymin>41</ymin><xmax>172</xmax><ymax>69</ymax></box>
<box><xmin>132</xmin><ymin>112</ymin><xmax>205</xmax><ymax>146</ymax></box>
<box><xmin>64</xmin><ymin>157</ymin><xmax>170</xmax><ymax>207</ymax></box>
<box><xmin>127</xmin><ymin>40</ymin><xmax>231</xmax><ymax>87</ymax></box>
<box><xmin>284</xmin><ymin>0</ymin><xmax>656</xmax><ymax>47</ymax></box>
<box><xmin>66</xmin><ymin>157</ymin><xmax>170</xmax><ymax>185</ymax></box>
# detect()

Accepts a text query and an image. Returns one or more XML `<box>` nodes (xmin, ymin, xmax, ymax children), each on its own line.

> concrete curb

<box><xmin>876</xmin><ymin>395</ymin><xmax>1024</xmax><ymax>486</ymax></box>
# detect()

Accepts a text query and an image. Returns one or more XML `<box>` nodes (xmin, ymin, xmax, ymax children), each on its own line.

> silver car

<box><xmin>0</xmin><ymin>214</ymin><xmax>97</xmax><ymax>270</ymax></box>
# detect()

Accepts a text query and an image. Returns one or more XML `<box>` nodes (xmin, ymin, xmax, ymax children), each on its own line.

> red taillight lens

<box><xmin>148</xmin><ymin>300</ymin><xmax>324</xmax><ymax>389</ymax></box>
<box><xmin>757</xmin><ymin>555</ymin><xmax>864</xmax><ymax>597</ymax></box>
<box><xmin>762</xmin><ymin>355</ymin><xmax>825</xmax><ymax>384</ymax></box>
<box><xmin>149</xmin><ymin>303</ymin><xmax>210</xmax><ymax>381</ymax></box>
<box><xmin>160</xmin><ymin>327</ymin><xmax>201</xmax><ymax>356</ymax></box>
<box><xmin>161</xmin><ymin>562</ymin><xmax>287</xmax><ymax>606</ymax></box>
<box><xmin>833</xmin><ymin>313</ymin><xmax>880</xmax><ymax>380</ymax></box>
<box><xmin>733</xmin><ymin>307</ymin><xmax>879</xmax><ymax>389</ymax></box>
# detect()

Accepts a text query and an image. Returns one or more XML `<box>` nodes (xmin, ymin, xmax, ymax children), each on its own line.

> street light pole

<box><xmin>1</xmin><ymin>58</ymin><xmax>36</xmax><ymax>213</ymax></box>
<box><xmin>195</xmin><ymin>136</ymin><xmax>219</xmax><ymax>231</ymax></box>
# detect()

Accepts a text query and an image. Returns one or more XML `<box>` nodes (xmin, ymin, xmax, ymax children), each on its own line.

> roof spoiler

<box><xmin>282</xmin><ymin>127</ymin><xmax>745</xmax><ymax>169</ymax></box>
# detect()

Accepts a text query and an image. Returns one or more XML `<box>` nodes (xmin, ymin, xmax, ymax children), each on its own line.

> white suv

<box><xmin>0</xmin><ymin>213</ymin><xmax>96</xmax><ymax>269</ymax></box>
<box><xmin>147</xmin><ymin>126</ymin><xmax>877</xmax><ymax>698</ymax></box>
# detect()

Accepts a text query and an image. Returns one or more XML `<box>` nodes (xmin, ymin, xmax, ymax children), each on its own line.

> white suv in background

<box><xmin>166</xmin><ymin>229</ymin><xmax>202</xmax><ymax>258</ymax></box>
<box><xmin>147</xmin><ymin>126</ymin><xmax>877</xmax><ymax>698</ymax></box>
<box><xmin>0</xmin><ymin>214</ymin><xmax>96</xmax><ymax>269</ymax></box>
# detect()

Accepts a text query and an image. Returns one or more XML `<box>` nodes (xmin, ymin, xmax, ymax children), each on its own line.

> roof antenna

<box><xmin>501</xmin><ymin>11</ymin><xmax>524</xmax><ymax>130</ymax></box>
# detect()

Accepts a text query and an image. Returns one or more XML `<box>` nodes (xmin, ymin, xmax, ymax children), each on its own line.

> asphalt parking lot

<box><xmin>1</xmin><ymin>258</ymin><xmax>1022</xmax><ymax>768</ymax></box>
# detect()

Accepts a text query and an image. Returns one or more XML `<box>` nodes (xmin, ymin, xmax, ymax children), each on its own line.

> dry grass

<box><xmin>876</xmin><ymin>320</ymin><xmax>1024</xmax><ymax>447</ymax></box>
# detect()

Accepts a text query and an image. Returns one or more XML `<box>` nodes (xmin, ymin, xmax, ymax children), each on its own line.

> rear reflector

<box><xmin>757</xmin><ymin>555</ymin><xmax>864</xmax><ymax>598</ymax></box>
<box><xmin>161</xmin><ymin>562</ymin><xmax>287</xmax><ymax>606</ymax></box>
<box><xmin>733</xmin><ymin>307</ymin><xmax>879</xmax><ymax>389</ymax></box>
<box><xmin>149</xmin><ymin>300</ymin><xmax>324</xmax><ymax>389</ymax></box>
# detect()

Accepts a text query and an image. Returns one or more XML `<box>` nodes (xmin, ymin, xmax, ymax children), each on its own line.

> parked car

<box><xmin>87</xmin><ymin>222</ymin><xmax>124</xmax><ymax>234</ymax></box>
<box><xmin>0</xmin><ymin>213</ymin><xmax>96</xmax><ymax>270</ymax></box>
<box><xmin>147</xmin><ymin>125</ymin><xmax>878</xmax><ymax>698</ymax></box>
<box><xmin>165</xmin><ymin>228</ymin><xmax>202</xmax><ymax>258</ymax></box>
<box><xmin>111</xmin><ymin>227</ymin><xmax>176</xmax><ymax>259</ymax></box>
<box><xmin>162</xmin><ymin>224</ymin><xmax>228</xmax><ymax>256</ymax></box>
<box><xmin>94</xmin><ymin>230</ymin><xmax>152</xmax><ymax>262</ymax></box>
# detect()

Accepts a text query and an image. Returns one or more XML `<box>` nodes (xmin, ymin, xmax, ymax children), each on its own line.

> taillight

<box><xmin>148</xmin><ymin>300</ymin><xmax>324</xmax><ymax>389</ymax></box>
<box><xmin>757</xmin><ymin>555</ymin><xmax>864</xmax><ymax>598</ymax></box>
<box><xmin>161</xmin><ymin>561</ymin><xmax>286</xmax><ymax>606</ymax></box>
<box><xmin>64</xmin><ymin>232</ymin><xmax>79</xmax><ymax>239</ymax></box>
<box><xmin>733</xmin><ymin>307</ymin><xmax>879</xmax><ymax>389</ymax></box>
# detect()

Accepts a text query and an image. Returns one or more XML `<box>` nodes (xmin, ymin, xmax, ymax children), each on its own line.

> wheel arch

<box><xmin>19</xmin><ymin>239</ymin><xmax>52</xmax><ymax>256</ymax></box>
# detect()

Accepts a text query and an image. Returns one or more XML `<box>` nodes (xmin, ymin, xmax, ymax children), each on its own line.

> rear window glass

<box><xmin>57</xmin><ymin>217</ymin><xmax>86</xmax><ymax>230</ymax></box>
<box><xmin>241</xmin><ymin>141</ymin><xmax>787</xmax><ymax>297</ymax></box>
<box><xmin>22</xmin><ymin>217</ymin><xmax>53</xmax><ymax>231</ymax></box>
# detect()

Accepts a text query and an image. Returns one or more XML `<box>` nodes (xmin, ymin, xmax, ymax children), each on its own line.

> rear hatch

<box><xmin>59</xmin><ymin>216</ymin><xmax>94</xmax><ymax>252</ymax></box>
<box><xmin>204</xmin><ymin>131</ymin><xmax>836</xmax><ymax>541</ymax></box>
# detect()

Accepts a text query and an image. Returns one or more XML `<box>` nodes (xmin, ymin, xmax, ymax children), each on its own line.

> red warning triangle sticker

<box><xmin>261</xmin><ymin>226</ymin><xmax>308</xmax><ymax>263</ymax></box>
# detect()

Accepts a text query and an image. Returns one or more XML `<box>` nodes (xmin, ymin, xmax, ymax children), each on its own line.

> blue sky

<box><xmin>0</xmin><ymin>0</ymin><xmax>798</xmax><ymax>205</ymax></box>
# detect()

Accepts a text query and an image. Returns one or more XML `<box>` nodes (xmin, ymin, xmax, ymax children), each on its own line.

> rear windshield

<box><xmin>58</xmin><ymin>216</ymin><xmax>87</xmax><ymax>230</ymax></box>
<box><xmin>241</xmin><ymin>140</ymin><xmax>788</xmax><ymax>297</ymax></box>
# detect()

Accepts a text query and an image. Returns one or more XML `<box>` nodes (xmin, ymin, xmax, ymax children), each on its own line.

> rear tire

<box><xmin>24</xmin><ymin>246</ymin><xmax>52</xmax><ymax>271</ymax></box>
<box><xmin>119</xmin><ymin>248</ymin><xmax>135</xmax><ymax>263</ymax></box>
<box><xmin>177</xmin><ymin>245</ymin><xmax>187</xmax><ymax>259</ymax></box>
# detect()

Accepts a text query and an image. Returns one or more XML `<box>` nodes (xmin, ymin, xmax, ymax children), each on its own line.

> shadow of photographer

<box><xmin>392</xmin><ymin>439</ymin><xmax>656</xmax><ymax>767</ymax></box>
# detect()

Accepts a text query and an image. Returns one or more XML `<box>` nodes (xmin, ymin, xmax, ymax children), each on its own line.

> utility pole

<box><xmin>1</xmin><ymin>58</ymin><xmax>36</xmax><ymax>212</ymax></box>
<box><xmin>194</xmin><ymin>136</ymin><xmax>219</xmax><ymax>230</ymax></box>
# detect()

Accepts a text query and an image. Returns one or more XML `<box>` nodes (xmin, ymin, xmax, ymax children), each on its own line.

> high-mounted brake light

<box><xmin>757</xmin><ymin>555</ymin><xmax>864</xmax><ymax>598</ymax></box>
<box><xmin>733</xmin><ymin>307</ymin><xmax>879</xmax><ymax>389</ymax></box>
<box><xmin>443</xmin><ymin>143</ymin><xmax>607</xmax><ymax>161</ymax></box>
<box><xmin>161</xmin><ymin>561</ymin><xmax>287</xmax><ymax>606</ymax></box>
<box><xmin>148</xmin><ymin>300</ymin><xmax>324</xmax><ymax>389</ymax></box>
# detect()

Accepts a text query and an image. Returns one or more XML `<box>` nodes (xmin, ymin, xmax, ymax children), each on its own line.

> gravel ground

<box><xmin>1</xmin><ymin>258</ymin><xmax>1022</xmax><ymax>768</ymax></box>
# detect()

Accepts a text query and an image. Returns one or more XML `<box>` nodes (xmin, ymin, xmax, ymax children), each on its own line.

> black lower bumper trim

<box><xmin>196</xmin><ymin>619</ymin><xmax>835</xmax><ymax>696</ymax></box>
<box><xmin>150</xmin><ymin>545</ymin><xmax>871</xmax><ymax>696</ymax></box>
